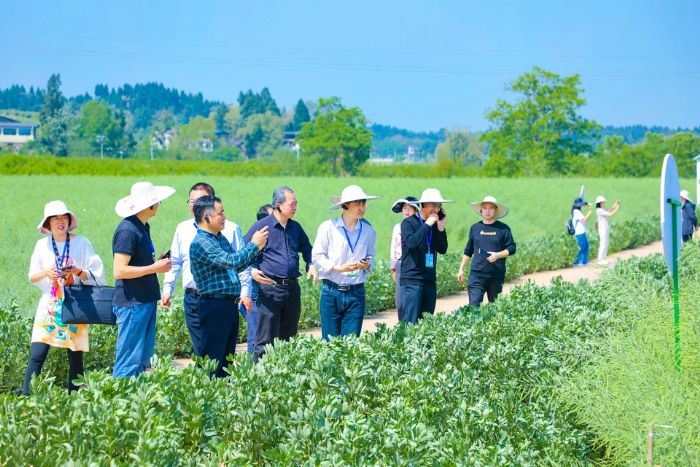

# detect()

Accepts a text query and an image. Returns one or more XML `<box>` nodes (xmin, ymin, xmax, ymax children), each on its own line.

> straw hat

<box><xmin>681</xmin><ymin>190</ymin><xmax>692</xmax><ymax>202</ymax></box>
<box><xmin>418</xmin><ymin>188</ymin><xmax>453</xmax><ymax>204</ymax></box>
<box><xmin>329</xmin><ymin>185</ymin><xmax>379</xmax><ymax>211</ymax></box>
<box><xmin>470</xmin><ymin>196</ymin><xmax>509</xmax><ymax>219</ymax></box>
<box><xmin>115</xmin><ymin>182</ymin><xmax>176</xmax><ymax>217</ymax></box>
<box><xmin>37</xmin><ymin>200</ymin><xmax>78</xmax><ymax>234</ymax></box>
<box><xmin>595</xmin><ymin>195</ymin><xmax>606</xmax><ymax>205</ymax></box>
<box><xmin>391</xmin><ymin>196</ymin><xmax>419</xmax><ymax>213</ymax></box>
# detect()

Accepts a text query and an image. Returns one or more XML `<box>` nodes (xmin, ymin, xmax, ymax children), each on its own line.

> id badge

<box><xmin>425</xmin><ymin>253</ymin><xmax>434</xmax><ymax>268</ymax></box>
<box><xmin>344</xmin><ymin>270</ymin><xmax>359</xmax><ymax>279</ymax></box>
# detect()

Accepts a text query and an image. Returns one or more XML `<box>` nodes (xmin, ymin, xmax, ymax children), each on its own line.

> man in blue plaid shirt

<box><xmin>190</xmin><ymin>195</ymin><xmax>268</xmax><ymax>377</ymax></box>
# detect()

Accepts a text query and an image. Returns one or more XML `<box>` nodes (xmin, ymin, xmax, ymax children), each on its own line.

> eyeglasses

<box><xmin>187</xmin><ymin>199</ymin><xmax>196</xmax><ymax>206</ymax></box>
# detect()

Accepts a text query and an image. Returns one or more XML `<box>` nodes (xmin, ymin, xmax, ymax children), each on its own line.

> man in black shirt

<box><xmin>112</xmin><ymin>182</ymin><xmax>175</xmax><ymax>377</ymax></box>
<box><xmin>458</xmin><ymin>196</ymin><xmax>516</xmax><ymax>306</ymax></box>
<box><xmin>244</xmin><ymin>186</ymin><xmax>318</xmax><ymax>362</ymax></box>
<box><xmin>399</xmin><ymin>188</ymin><xmax>451</xmax><ymax>324</ymax></box>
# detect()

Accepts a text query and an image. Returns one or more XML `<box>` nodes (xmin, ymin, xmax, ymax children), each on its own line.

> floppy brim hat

<box><xmin>469</xmin><ymin>196</ymin><xmax>509</xmax><ymax>219</ymax></box>
<box><xmin>681</xmin><ymin>190</ymin><xmax>692</xmax><ymax>202</ymax></box>
<box><xmin>115</xmin><ymin>181</ymin><xmax>176</xmax><ymax>217</ymax></box>
<box><xmin>418</xmin><ymin>188</ymin><xmax>453</xmax><ymax>204</ymax></box>
<box><xmin>595</xmin><ymin>195</ymin><xmax>606</xmax><ymax>205</ymax></box>
<box><xmin>37</xmin><ymin>200</ymin><xmax>78</xmax><ymax>234</ymax></box>
<box><xmin>391</xmin><ymin>196</ymin><xmax>420</xmax><ymax>213</ymax></box>
<box><xmin>329</xmin><ymin>185</ymin><xmax>379</xmax><ymax>211</ymax></box>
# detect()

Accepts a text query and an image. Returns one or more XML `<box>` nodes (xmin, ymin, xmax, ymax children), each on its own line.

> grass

<box><xmin>1</xmin><ymin>175</ymin><xmax>684</xmax><ymax>313</ymax></box>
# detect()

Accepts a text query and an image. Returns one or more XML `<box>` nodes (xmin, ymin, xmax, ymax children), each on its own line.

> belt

<box><xmin>199</xmin><ymin>293</ymin><xmax>240</xmax><ymax>303</ymax></box>
<box><xmin>322</xmin><ymin>280</ymin><xmax>364</xmax><ymax>292</ymax></box>
<box><xmin>185</xmin><ymin>288</ymin><xmax>199</xmax><ymax>296</ymax></box>
<box><xmin>268</xmin><ymin>276</ymin><xmax>298</xmax><ymax>286</ymax></box>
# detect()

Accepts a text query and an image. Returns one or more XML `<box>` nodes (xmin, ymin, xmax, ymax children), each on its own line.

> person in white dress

<box><xmin>23</xmin><ymin>201</ymin><xmax>105</xmax><ymax>395</ymax></box>
<box><xmin>389</xmin><ymin>196</ymin><xmax>418</xmax><ymax>320</ymax></box>
<box><xmin>595</xmin><ymin>195</ymin><xmax>620</xmax><ymax>265</ymax></box>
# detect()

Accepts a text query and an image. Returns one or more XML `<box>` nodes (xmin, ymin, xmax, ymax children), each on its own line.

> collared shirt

<box><xmin>189</xmin><ymin>229</ymin><xmax>259</xmax><ymax>296</ymax></box>
<box><xmin>162</xmin><ymin>219</ymin><xmax>252</xmax><ymax>297</ymax></box>
<box><xmin>312</xmin><ymin>217</ymin><xmax>377</xmax><ymax>285</ymax></box>
<box><xmin>244</xmin><ymin>214</ymin><xmax>313</xmax><ymax>279</ymax></box>
<box><xmin>389</xmin><ymin>222</ymin><xmax>402</xmax><ymax>270</ymax></box>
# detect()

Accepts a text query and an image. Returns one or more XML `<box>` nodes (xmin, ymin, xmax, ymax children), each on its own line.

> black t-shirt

<box><xmin>463</xmin><ymin>220</ymin><xmax>516</xmax><ymax>278</ymax></box>
<box><xmin>112</xmin><ymin>215</ymin><xmax>161</xmax><ymax>307</ymax></box>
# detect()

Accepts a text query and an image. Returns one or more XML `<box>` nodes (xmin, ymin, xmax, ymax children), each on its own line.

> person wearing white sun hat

<box><xmin>312</xmin><ymin>185</ymin><xmax>378</xmax><ymax>339</ymax></box>
<box><xmin>112</xmin><ymin>181</ymin><xmax>175</xmax><ymax>378</ymax></box>
<box><xmin>22</xmin><ymin>200</ymin><xmax>106</xmax><ymax>395</ymax></box>
<box><xmin>389</xmin><ymin>196</ymin><xmax>419</xmax><ymax>320</ymax></box>
<box><xmin>457</xmin><ymin>196</ymin><xmax>516</xmax><ymax>306</ymax></box>
<box><xmin>680</xmin><ymin>189</ymin><xmax>697</xmax><ymax>242</ymax></box>
<box><xmin>594</xmin><ymin>195</ymin><xmax>620</xmax><ymax>265</ymax></box>
<box><xmin>399</xmin><ymin>188</ymin><xmax>450</xmax><ymax>324</ymax></box>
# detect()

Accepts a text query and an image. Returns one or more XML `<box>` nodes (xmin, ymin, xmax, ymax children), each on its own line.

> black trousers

<box><xmin>184</xmin><ymin>289</ymin><xmax>202</xmax><ymax>355</ymax></box>
<box><xmin>197</xmin><ymin>296</ymin><xmax>239</xmax><ymax>378</ymax></box>
<box><xmin>399</xmin><ymin>281</ymin><xmax>437</xmax><ymax>324</ymax></box>
<box><xmin>468</xmin><ymin>273</ymin><xmax>505</xmax><ymax>306</ymax></box>
<box><xmin>254</xmin><ymin>283</ymin><xmax>301</xmax><ymax>363</ymax></box>
<box><xmin>22</xmin><ymin>342</ymin><xmax>83</xmax><ymax>395</ymax></box>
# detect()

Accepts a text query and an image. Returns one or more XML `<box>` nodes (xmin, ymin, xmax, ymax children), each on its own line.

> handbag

<box><xmin>62</xmin><ymin>271</ymin><xmax>117</xmax><ymax>325</ymax></box>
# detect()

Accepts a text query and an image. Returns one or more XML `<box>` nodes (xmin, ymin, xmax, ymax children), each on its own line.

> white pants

<box><xmin>597</xmin><ymin>227</ymin><xmax>609</xmax><ymax>261</ymax></box>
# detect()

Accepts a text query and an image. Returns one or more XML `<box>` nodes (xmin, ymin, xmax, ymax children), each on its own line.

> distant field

<box><xmin>2</xmin><ymin>175</ymin><xmax>682</xmax><ymax>312</ymax></box>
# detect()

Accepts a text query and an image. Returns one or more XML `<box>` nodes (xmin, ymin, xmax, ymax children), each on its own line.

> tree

<box><xmin>75</xmin><ymin>101</ymin><xmax>132</xmax><ymax>156</ymax></box>
<box><xmin>235</xmin><ymin>112</ymin><xmax>284</xmax><ymax>159</ymax></box>
<box><xmin>287</xmin><ymin>99</ymin><xmax>311</xmax><ymax>131</ymax></box>
<box><xmin>214</xmin><ymin>104</ymin><xmax>229</xmax><ymax>135</ymax></box>
<box><xmin>435</xmin><ymin>129</ymin><xmax>484</xmax><ymax>166</ymax></box>
<box><xmin>39</xmin><ymin>74</ymin><xmax>69</xmax><ymax>156</ymax></box>
<box><xmin>298</xmin><ymin>97</ymin><xmax>372</xmax><ymax>175</ymax></box>
<box><xmin>238</xmin><ymin>87</ymin><xmax>280</xmax><ymax>118</ymax></box>
<box><xmin>482</xmin><ymin>67</ymin><xmax>600</xmax><ymax>176</ymax></box>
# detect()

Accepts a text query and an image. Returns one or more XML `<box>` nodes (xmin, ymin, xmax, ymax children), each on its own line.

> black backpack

<box><xmin>565</xmin><ymin>218</ymin><xmax>575</xmax><ymax>235</ymax></box>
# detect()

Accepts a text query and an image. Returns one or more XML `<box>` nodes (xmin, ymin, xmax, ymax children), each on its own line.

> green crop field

<box><xmin>1</xmin><ymin>175</ymin><xmax>687</xmax><ymax>313</ymax></box>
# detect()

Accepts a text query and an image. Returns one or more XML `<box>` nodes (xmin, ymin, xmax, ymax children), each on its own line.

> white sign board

<box><xmin>660</xmin><ymin>154</ymin><xmax>682</xmax><ymax>274</ymax></box>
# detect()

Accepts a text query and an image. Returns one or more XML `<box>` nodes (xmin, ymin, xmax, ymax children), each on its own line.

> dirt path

<box><xmin>173</xmin><ymin>241</ymin><xmax>662</xmax><ymax>367</ymax></box>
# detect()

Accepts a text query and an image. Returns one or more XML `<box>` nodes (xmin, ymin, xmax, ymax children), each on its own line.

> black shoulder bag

<box><xmin>62</xmin><ymin>271</ymin><xmax>116</xmax><ymax>325</ymax></box>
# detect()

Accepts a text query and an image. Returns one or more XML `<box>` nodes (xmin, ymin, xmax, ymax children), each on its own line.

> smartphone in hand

<box><xmin>159</xmin><ymin>250</ymin><xmax>171</xmax><ymax>260</ymax></box>
<box><xmin>437</xmin><ymin>209</ymin><xmax>445</xmax><ymax>220</ymax></box>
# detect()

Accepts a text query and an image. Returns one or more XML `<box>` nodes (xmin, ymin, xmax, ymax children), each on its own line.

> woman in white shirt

<box><xmin>595</xmin><ymin>195</ymin><xmax>620</xmax><ymax>265</ymax></box>
<box><xmin>23</xmin><ymin>201</ymin><xmax>105</xmax><ymax>395</ymax></box>
<box><xmin>571</xmin><ymin>197</ymin><xmax>592</xmax><ymax>266</ymax></box>
<box><xmin>389</xmin><ymin>196</ymin><xmax>419</xmax><ymax>320</ymax></box>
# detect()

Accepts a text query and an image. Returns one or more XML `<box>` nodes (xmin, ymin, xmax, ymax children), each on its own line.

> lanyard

<box><xmin>416</xmin><ymin>214</ymin><xmax>433</xmax><ymax>251</ymax></box>
<box><xmin>51</xmin><ymin>235</ymin><xmax>70</xmax><ymax>269</ymax></box>
<box><xmin>341</xmin><ymin>220</ymin><xmax>363</xmax><ymax>254</ymax></box>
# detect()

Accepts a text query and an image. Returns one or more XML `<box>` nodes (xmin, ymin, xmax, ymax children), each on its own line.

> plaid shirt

<box><xmin>190</xmin><ymin>229</ymin><xmax>259</xmax><ymax>296</ymax></box>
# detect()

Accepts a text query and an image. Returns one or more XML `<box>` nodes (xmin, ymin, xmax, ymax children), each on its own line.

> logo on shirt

<box><xmin>480</xmin><ymin>231</ymin><xmax>497</xmax><ymax>236</ymax></box>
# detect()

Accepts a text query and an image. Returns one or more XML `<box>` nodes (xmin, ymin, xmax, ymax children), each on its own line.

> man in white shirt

<box><xmin>312</xmin><ymin>185</ymin><xmax>378</xmax><ymax>340</ymax></box>
<box><xmin>161</xmin><ymin>182</ymin><xmax>252</xmax><ymax>355</ymax></box>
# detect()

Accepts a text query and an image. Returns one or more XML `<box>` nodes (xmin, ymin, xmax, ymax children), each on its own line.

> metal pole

<box><xmin>668</xmin><ymin>197</ymin><xmax>682</xmax><ymax>373</ymax></box>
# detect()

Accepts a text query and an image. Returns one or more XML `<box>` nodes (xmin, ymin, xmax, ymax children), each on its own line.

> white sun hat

<box><xmin>391</xmin><ymin>196</ymin><xmax>420</xmax><ymax>213</ymax></box>
<box><xmin>37</xmin><ymin>200</ymin><xmax>78</xmax><ymax>234</ymax></box>
<box><xmin>595</xmin><ymin>195</ymin><xmax>606</xmax><ymax>205</ymax></box>
<box><xmin>329</xmin><ymin>185</ymin><xmax>379</xmax><ymax>210</ymax></box>
<box><xmin>418</xmin><ymin>188</ymin><xmax>453</xmax><ymax>204</ymax></box>
<box><xmin>469</xmin><ymin>195</ymin><xmax>509</xmax><ymax>219</ymax></box>
<box><xmin>681</xmin><ymin>189</ymin><xmax>692</xmax><ymax>202</ymax></box>
<box><xmin>115</xmin><ymin>181</ymin><xmax>176</xmax><ymax>218</ymax></box>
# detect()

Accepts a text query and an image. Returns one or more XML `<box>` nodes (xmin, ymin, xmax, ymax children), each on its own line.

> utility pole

<box><xmin>96</xmin><ymin>135</ymin><xmax>105</xmax><ymax>159</ymax></box>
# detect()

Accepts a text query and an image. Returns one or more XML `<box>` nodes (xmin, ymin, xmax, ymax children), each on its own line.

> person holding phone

<box><xmin>161</xmin><ymin>182</ymin><xmax>253</xmax><ymax>356</ymax></box>
<box><xmin>312</xmin><ymin>185</ymin><xmax>378</xmax><ymax>340</ymax></box>
<box><xmin>389</xmin><ymin>196</ymin><xmax>419</xmax><ymax>320</ymax></box>
<box><xmin>399</xmin><ymin>188</ymin><xmax>451</xmax><ymax>324</ymax></box>
<box><xmin>457</xmin><ymin>196</ymin><xmax>516</xmax><ymax>306</ymax></box>
<box><xmin>112</xmin><ymin>181</ymin><xmax>175</xmax><ymax>378</ymax></box>
<box><xmin>595</xmin><ymin>195</ymin><xmax>620</xmax><ymax>264</ymax></box>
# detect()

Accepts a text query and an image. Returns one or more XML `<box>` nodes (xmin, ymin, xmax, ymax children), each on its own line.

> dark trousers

<box><xmin>394</xmin><ymin>269</ymin><xmax>403</xmax><ymax>321</ymax></box>
<box><xmin>319</xmin><ymin>282</ymin><xmax>365</xmax><ymax>340</ymax></box>
<box><xmin>468</xmin><ymin>273</ymin><xmax>505</xmax><ymax>306</ymax></box>
<box><xmin>683</xmin><ymin>234</ymin><xmax>692</xmax><ymax>242</ymax></box>
<box><xmin>184</xmin><ymin>289</ymin><xmax>202</xmax><ymax>355</ymax></box>
<box><xmin>399</xmin><ymin>281</ymin><xmax>437</xmax><ymax>324</ymax></box>
<box><xmin>197</xmin><ymin>296</ymin><xmax>239</xmax><ymax>378</ymax></box>
<box><xmin>22</xmin><ymin>342</ymin><xmax>83</xmax><ymax>395</ymax></box>
<box><xmin>254</xmin><ymin>283</ymin><xmax>301</xmax><ymax>362</ymax></box>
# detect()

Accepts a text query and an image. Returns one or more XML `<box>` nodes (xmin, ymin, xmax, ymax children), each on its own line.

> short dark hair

<box><xmin>596</xmin><ymin>202</ymin><xmax>603</xmax><ymax>209</ymax></box>
<box><xmin>193</xmin><ymin>195</ymin><xmax>221</xmax><ymax>224</ymax></box>
<box><xmin>272</xmin><ymin>186</ymin><xmax>294</xmax><ymax>210</ymax></box>
<box><xmin>257</xmin><ymin>204</ymin><xmax>273</xmax><ymax>220</ymax></box>
<box><xmin>189</xmin><ymin>182</ymin><xmax>215</xmax><ymax>196</ymax></box>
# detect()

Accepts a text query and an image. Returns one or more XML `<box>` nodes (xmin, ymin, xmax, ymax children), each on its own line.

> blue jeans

<box><xmin>574</xmin><ymin>233</ymin><xmax>589</xmax><ymax>265</ymax></box>
<box><xmin>113</xmin><ymin>302</ymin><xmax>157</xmax><ymax>378</ymax></box>
<box><xmin>399</xmin><ymin>282</ymin><xmax>437</xmax><ymax>324</ymax></box>
<box><xmin>244</xmin><ymin>297</ymin><xmax>258</xmax><ymax>354</ymax></box>
<box><xmin>319</xmin><ymin>282</ymin><xmax>365</xmax><ymax>340</ymax></box>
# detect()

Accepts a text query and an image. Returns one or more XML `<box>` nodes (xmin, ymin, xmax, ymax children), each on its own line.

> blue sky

<box><xmin>3</xmin><ymin>0</ymin><xmax>699</xmax><ymax>132</ymax></box>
